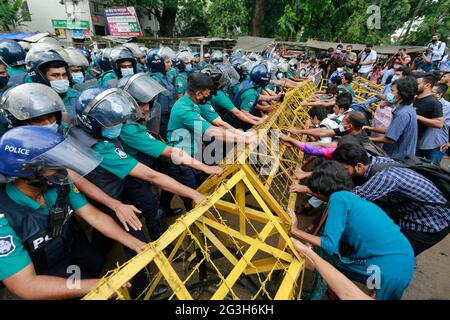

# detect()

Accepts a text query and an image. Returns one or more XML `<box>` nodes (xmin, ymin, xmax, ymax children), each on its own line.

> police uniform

<box><xmin>165</xmin><ymin>95</ymin><xmax>210</xmax><ymax>210</ymax></box>
<box><xmin>120</xmin><ymin>122</ymin><xmax>168</xmax><ymax>240</ymax></box>
<box><xmin>0</xmin><ymin>182</ymin><xmax>104</xmax><ymax>281</ymax></box>
<box><xmin>6</xmin><ymin>66</ymin><xmax>32</xmax><ymax>87</ymax></box>
<box><xmin>174</xmin><ymin>71</ymin><xmax>189</xmax><ymax>96</ymax></box>
<box><xmin>97</xmin><ymin>70</ymin><xmax>118</xmax><ymax>88</ymax></box>
<box><xmin>148</xmin><ymin>71</ymin><xmax>176</xmax><ymax>140</ymax></box>
<box><xmin>210</xmin><ymin>89</ymin><xmax>244</xmax><ymax>129</ymax></box>
<box><xmin>62</xmin><ymin>87</ymin><xmax>81</xmax><ymax>122</ymax></box>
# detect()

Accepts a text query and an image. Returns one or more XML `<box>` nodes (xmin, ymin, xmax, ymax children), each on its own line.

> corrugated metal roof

<box><xmin>234</xmin><ymin>36</ymin><xmax>276</xmax><ymax>53</ymax></box>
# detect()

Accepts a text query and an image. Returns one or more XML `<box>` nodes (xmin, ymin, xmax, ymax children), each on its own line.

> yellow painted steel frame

<box><xmin>83</xmin><ymin>81</ymin><xmax>317</xmax><ymax>301</ymax></box>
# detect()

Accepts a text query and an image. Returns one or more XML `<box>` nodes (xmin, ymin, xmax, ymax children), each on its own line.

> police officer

<box><xmin>123</xmin><ymin>43</ymin><xmax>147</xmax><ymax>73</ymax></box>
<box><xmin>192</xmin><ymin>52</ymin><xmax>202</xmax><ymax>71</ymax></box>
<box><xmin>174</xmin><ymin>50</ymin><xmax>195</xmax><ymax>99</ymax></box>
<box><xmin>146</xmin><ymin>47</ymin><xmax>177</xmax><ymax>140</ymax></box>
<box><xmin>210</xmin><ymin>50</ymin><xmax>224</xmax><ymax>65</ymax></box>
<box><xmin>198</xmin><ymin>52</ymin><xmax>210</xmax><ymax>70</ymax></box>
<box><xmin>0</xmin><ymin>60</ymin><xmax>10</xmax><ymax>97</ymax></box>
<box><xmin>232</xmin><ymin>63</ymin><xmax>273</xmax><ymax>117</ymax></box>
<box><xmin>27</xmin><ymin>50</ymin><xmax>80</xmax><ymax>123</ymax></box>
<box><xmin>97</xmin><ymin>46</ymin><xmax>137</xmax><ymax>88</ymax></box>
<box><xmin>166</xmin><ymin>72</ymin><xmax>257</xmax><ymax>210</ymax></box>
<box><xmin>0</xmin><ymin>83</ymin><xmax>145</xmax><ymax>232</ymax></box>
<box><xmin>76</xmin><ymin>47</ymin><xmax>96</xmax><ymax>81</ymax></box>
<box><xmin>92</xmin><ymin>48</ymin><xmax>113</xmax><ymax>80</ymax></box>
<box><xmin>65</xmin><ymin>48</ymin><xmax>90</xmax><ymax>87</ymax></box>
<box><xmin>0</xmin><ymin>126</ymin><xmax>145</xmax><ymax>299</ymax></box>
<box><xmin>203</xmin><ymin>65</ymin><xmax>265</xmax><ymax>130</ymax></box>
<box><xmin>117</xmin><ymin>74</ymin><xmax>223</xmax><ymax>219</ymax></box>
<box><xmin>0</xmin><ymin>39</ymin><xmax>31</xmax><ymax>87</ymax></box>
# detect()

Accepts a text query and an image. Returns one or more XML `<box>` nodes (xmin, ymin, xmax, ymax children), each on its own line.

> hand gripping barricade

<box><xmin>83</xmin><ymin>80</ymin><xmax>318</xmax><ymax>300</ymax></box>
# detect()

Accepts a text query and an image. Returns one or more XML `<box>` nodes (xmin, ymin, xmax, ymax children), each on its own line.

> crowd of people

<box><xmin>0</xmin><ymin>33</ymin><xmax>448</xmax><ymax>300</ymax></box>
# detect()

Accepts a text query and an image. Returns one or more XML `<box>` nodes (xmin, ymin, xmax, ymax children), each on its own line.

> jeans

<box><xmin>381</xmin><ymin>68</ymin><xmax>394</xmax><ymax>85</ymax></box>
<box><xmin>417</xmin><ymin>148</ymin><xmax>445</xmax><ymax>165</ymax></box>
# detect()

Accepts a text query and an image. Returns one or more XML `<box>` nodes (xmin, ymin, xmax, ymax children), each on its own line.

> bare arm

<box><xmin>291</xmin><ymin>238</ymin><xmax>373</xmax><ymax>300</ymax></box>
<box><xmin>161</xmin><ymin>146</ymin><xmax>223</xmax><ymax>175</ymax></box>
<box><xmin>3</xmin><ymin>264</ymin><xmax>99</xmax><ymax>300</ymax></box>
<box><xmin>211</xmin><ymin>117</ymin><xmax>237</xmax><ymax>130</ymax></box>
<box><xmin>370</xmin><ymin>135</ymin><xmax>394</xmax><ymax>144</ymax></box>
<box><xmin>416</xmin><ymin>116</ymin><xmax>444</xmax><ymax>129</ymax></box>
<box><xmin>289</xmin><ymin>127</ymin><xmax>336</xmax><ymax>138</ymax></box>
<box><xmin>68</xmin><ymin>171</ymin><xmax>142</xmax><ymax>232</ymax></box>
<box><xmin>76</xmin><ymin>204</ymin><xmax>146</xmax><ymax>254</ymax></box>
<box><xmin>364</xmin><ymin>126</ymin><xmax>388</xmax><ymax>134</ymax></box>
<box><xmin>129</xmin><ymin>163</ymin><xmax>206</xmax><ymax>204</ymax></box>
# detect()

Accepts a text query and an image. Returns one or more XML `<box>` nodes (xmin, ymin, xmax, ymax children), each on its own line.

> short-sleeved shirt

<box><xmin>414</xmin><ymin>95</ymin><xmax>444</xmax><ymax>150</ymax></box>
<box><xmin>92</xmin><ymin>140</ymin><xmax>138</xmax><ymax>179</ymax></box>
<box><xmin>167</xmin><ymin>95</ymin><xmax>212</xmax><ymax>157</ymax></box>
<box><xmin>200</xmin><ymin>104</ymin><xmax>220</xmax><ymax>123</ymax></box>
<box><xmin>175</xmin><ymin>72</ymin><xmax>189</xmax><ymax>95</ymax></box>
<box><xmin>211</xmin><ymin>89</ymin><xmax>236</xmax><ymax>113</ymax></box>
<box><xmin>383</xmin><ymin>104</ymin><xmax>418</xmax><ymax>159</ymax></box>
<box><xmin>120</xmin><ymin>122</ymin><xmax>167</xmax><ymax>159</ymax></box>
<box><xmin>359</xmin><ymin>50</ymin><xmax>377</xmax><ymax>74</ymax></box>
<box><xmin>0</xmin><ymin>182</ymin><xmax>87</xmax><ymax>280</ymax></box>
<box><xmin>239</xmin><ymin>88</ymin><xmax>260</xmax><ymax>113</ymax></box>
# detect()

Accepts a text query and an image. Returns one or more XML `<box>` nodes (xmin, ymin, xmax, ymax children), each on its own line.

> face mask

<box><xmin>102</xmin><ymin>123</ymin><xmax>123</xmax><ymax>139</ymax></box>
<box><xmin>391</xmin><ymin>75</ymin><xmax>399</xmax><ymax>83</ymax></box>
<box><xmin>386</xmin><ymin>92</ymin><xmax>397</xmax><ymax>104</ymax></box>
<box><xmin>71</xmin><ymin>72</ymin><xmax>85</xmax><ymax>84</ymax></box>
<box><xmin>121</xmin><ymin>68</ymin><xmax>134</xmax><ymax>77</ymax></box>
<box><xmin>0</xmin><ymin>75</ymin><xmax>9</xmax><ymax>89</ymax></box>
<box><xmin>50</xmin><ymin>79</ymin><xmax>70</xmax><ymax>94</ymax></box>
<box><xmin>185</xmin><ymin>64</ymin><xmax>193</xmax><ymax>73</ymax></box>
<box><xmin>42</xmin><ymin>122</ymin><xmax>59</xmax><ymax>132</ymax></box>
<box><xmin>365</xmin><ymin>49</ymin><xmax>371</xmax><ymax>53</ymax></box>
<box><xmin>337</xmin><ymin>68</ymin><xmax>344</xmax><ymax>73</ymax></box>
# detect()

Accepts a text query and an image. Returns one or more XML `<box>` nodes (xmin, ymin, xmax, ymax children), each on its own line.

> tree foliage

<box><xmin>0</xmin><ymin>0</ymin><xmax>28</xmax><ymax>31</ymax></box>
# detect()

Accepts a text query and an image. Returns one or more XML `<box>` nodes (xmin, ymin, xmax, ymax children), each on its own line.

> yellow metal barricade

<box><xmin>83</xmin><ymin>81</ymin><xmax>316</xmax><ymax>300</ymax></box>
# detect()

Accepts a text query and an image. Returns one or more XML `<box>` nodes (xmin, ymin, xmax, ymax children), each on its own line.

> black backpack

<box><xmin>369</xmin><ymin>156</ymin><xmax>450</xmax><ymax>208</ymax></box>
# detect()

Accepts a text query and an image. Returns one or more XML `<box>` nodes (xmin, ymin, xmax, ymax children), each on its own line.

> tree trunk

<box><xmin>159</xmin><ymin>5</ymin><xmax>177</xmax><ymax>37</ymax></box>
<box><xmin>250</xmin><ymin>0</ymin><xmax>268</xmax><ymax>36</ymax></box>
<box><xmin>401</xmin><ymin>0</ymin><xmax>426</xmax><ymax>43</ymax></box>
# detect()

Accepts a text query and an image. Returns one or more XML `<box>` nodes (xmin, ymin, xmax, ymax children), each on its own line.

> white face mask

<box><xmin>50</xmin><ymin>79</ymin><xmax>70</xmax><ymax>94</ymax></box>
<box><xmin>121</xmin><ymin>68</ymin><xmax>134</xmax><ymax>77</ymax></box>
<box><xmin>337</xmin><ymin>68</ymin><xmax>344</xmax><ymax>73</ymax></box>
<box><xmin>42</xmin><ymin>122</ymin><xmax>59</xmax><ymax>132</ymax></box>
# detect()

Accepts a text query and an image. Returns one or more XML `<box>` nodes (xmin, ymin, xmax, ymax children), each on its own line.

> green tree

<box><xmin>176</xmin><ymin>0</ymin><xmax>209</xmax><ymax>37</ymax></box>
<box><xmin>0</xmin><ymin>0</ymin><xmax>28</xmax><ymax>31</ymax></box>
<box><xmin>207</xmin><ymin>0</ymin><xmax>250</xmax><ymax>38</ymax></box>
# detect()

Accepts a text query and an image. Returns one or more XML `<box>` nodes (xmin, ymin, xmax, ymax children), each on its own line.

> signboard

<box><xmin>104</xmin><ymin>6</ymin><xmax>143</xmax><ymax>37</ymax></box>
<box><xmin>55</xmin><ymin>28</ymin><xmax>66</xmax><ymax>38</ymax></box>
<box><xmin>72</xmin><ymin>29</ymin><xmax>84</xmax><ymax>39</ymax></box>
<box><xmin>52</xmin><ymin>19</ymin><xmax>89</xmax><ymax>30</ymax></box>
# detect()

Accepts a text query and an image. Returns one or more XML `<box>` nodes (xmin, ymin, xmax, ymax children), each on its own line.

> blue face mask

<box><xmin>386</xmin><ymin>92</ymin><xmax>397</xmax><ymax>104</ymax></box>
<box><xmin>102</xmin><ymin>123</ymin><xmax>123</xmax><ymax>139</ymax></box>
<box><xmin>50</xmin><ymin>79</ymin><xmax>70</xmax><ymax>94</ymax></box>
<box><xmin>391</xmin><ymin>75</ymin><xmax>399</xmax><ymax>83</ymax></box>
<box><xmin>185</xmin><ymin>64</ymin><xmax>193</xmax><ymax>73</ymax></box>
<box><xmin>0</xmin><ymin>75</ymin><xmax>9</xmax><ymax>89</ymax></box>
<box><xmin>42</xmin><ymin>122</ymin><xmax>59</xmax><ymax>132</ymax></box>
<box><xmin>121</xmin><ymin>68</ymin><xmax>134</xmax><ymax>77</ymax></box>
<box><xmin>71</xmin><ymin>72</ymin><xmax>85</xmax><ymax>84</ymax></box>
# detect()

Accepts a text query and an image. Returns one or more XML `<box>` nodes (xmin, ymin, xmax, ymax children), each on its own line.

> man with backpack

<box><xmin>333</xmin><ymin>143</ymin><xmax>450</xmax><ymax>256</ymax></box>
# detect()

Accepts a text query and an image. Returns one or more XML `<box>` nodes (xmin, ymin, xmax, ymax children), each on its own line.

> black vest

<box><xmin>0</xmin><ymin>186</ymin><xmax>74</xmax><ymax>272</ymax></box>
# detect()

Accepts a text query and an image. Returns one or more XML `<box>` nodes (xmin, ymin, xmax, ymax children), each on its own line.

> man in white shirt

<box><xmin>358</xmin><ymin>44</ymin><xmax>377</xmax><ymax>79</ymax></box>
<box><xmin>427</xmin><ymin>34</ymin><xmax>447</xmax><ymax>70</ymax></box>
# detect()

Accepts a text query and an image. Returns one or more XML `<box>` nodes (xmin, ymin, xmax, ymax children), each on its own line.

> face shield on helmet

<box><xmin>37</xmin><ymin>37</ymin><xmax>63</xmax><ymax>47</ymax></box>
<box><xmin>26</xmin><ymin>42</ymin><xmax>71</xmax><ymax>66</ymax></box>
<box><xmin>30</xmin><ymin>134</ymin><xmax>103</xmax><ymax>184</ymax></box>
<box><xmin>65</xmin><ymin>48</ymin><xmax>89</xmax><ymax>68</ymax></box>
<box><xmin>123</xmin><ymin>43</ymin><xmax>146</xmax><ymax>59</ymax></box>
<box><xmin>84</xmin><ymin>88</ymin><xmax>142</xmax><ymax>127</ymax></box>
<box><xmin>158</xmin><ymin>47</ymin><xmax>176</xmax><ymax>61</ymax></box>
<box><xmin>0</xmin><ymin>83</ymin><xmax>65</xmax><ymax>123</ymax></box>
<box><xmin>176</xmin><ymin>51</ymin><xmax>194</xmax><ymax>64</ymax></box>
<box><xmin>118</xmin><ymin>73</ymin><xmax>168</xmax><ymax>103</ymax></box>
<box><xmin>216</xmin><ymin>63</ymin><xmax>238</xmax><ymax>87</ymax></box>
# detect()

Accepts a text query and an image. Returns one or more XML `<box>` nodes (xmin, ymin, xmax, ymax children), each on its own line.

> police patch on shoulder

<box><xmin>0</xmin><ymin>235</ymin><xmax>16</xmax><ymax>257</ymax></box>
<box><xmin>114</xmin><ymin>147</ymin><xmax>128</xmax><ymax>159</ymax></box>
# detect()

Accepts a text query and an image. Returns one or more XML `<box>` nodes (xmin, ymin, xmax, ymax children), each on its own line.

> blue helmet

<box><xmin>76</xmin><ymin>87</ymin><xmax>141</xmax><ymax>138</ymax></box>
<box><xmin>27</xmin><ymin>50</ymin><xmax>70</xmax><ymax>86</ymax></box>
<box><xmin>109</xmin><ymin>46</ymin><xmax>137</xmax><ymax>78</ymax></box>
<box><xmin>250</xmin><ymin>63</ymin><xmax>271</xmax><ymax>87</ymax></box>
<box><xmin>0</xmin><ymin>126</ymin><xmax>102</xmax><ymax>179</ymax></box>
<box><xmin>232</xmin><ymin>58</ymin><xmax>248</xmax><ymax>80</ymax></box>
<box><xmin>0</xmin><ymin>39</ymin><xmax>26</xmax><ymax>68</ymax></box>
<box><xmin>94</xmin><ymin>51</ymin><xmax>112</xmax><ymax>72</ymax></box>
<box><xmin>146</xmin><ymin>48</ymin><xmax>165</xmax><ymax>73</ymax></box>
<box><xmin>77</xmin><ymin>47</ymin><xmax>92</xmax><ymax>63</ymax></box>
